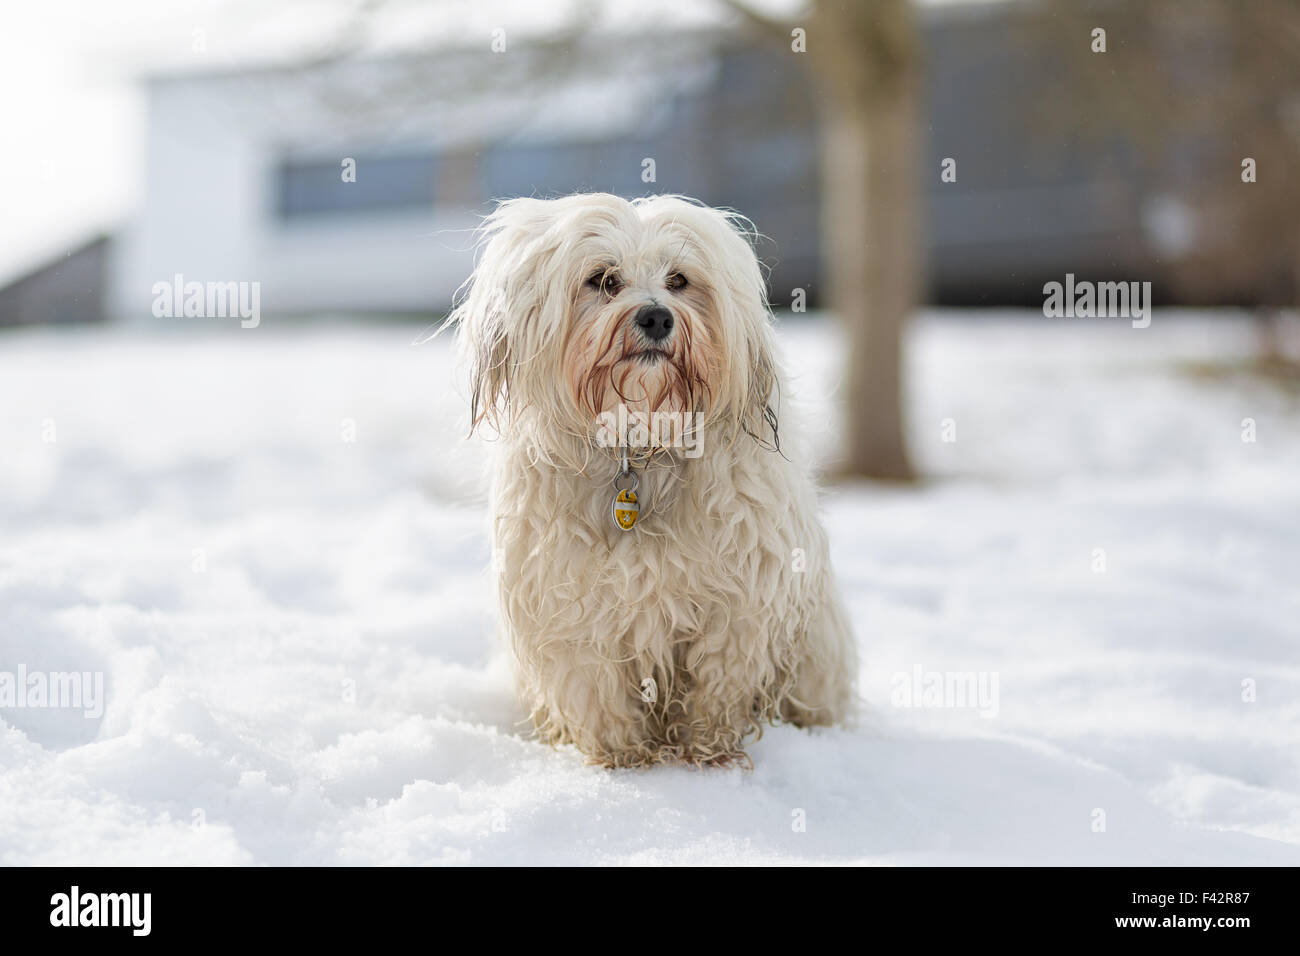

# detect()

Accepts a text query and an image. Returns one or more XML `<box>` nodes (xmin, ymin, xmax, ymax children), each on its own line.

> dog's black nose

<box><xmin>635</xmin><ymin>304</ymin><xmax>674</xmax><ymax>342</ymax></box>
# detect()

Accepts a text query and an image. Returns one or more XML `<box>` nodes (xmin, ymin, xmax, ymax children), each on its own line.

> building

<box><xmin>0</xmin><ymin>236</ymin><xmax>111</xmax><ymax>327</ymax></box>
<box><xmin>2</xmin><ymin>4</ymin><xmax>1245</xmax><ymax>324</ymax></box>
<box><xmin>106</xmin><ymin>31</ymin><xmax>823</xmax><ymax>320</ymax></box>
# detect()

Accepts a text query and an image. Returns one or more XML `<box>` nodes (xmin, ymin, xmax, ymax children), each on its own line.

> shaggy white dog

<box><xmin>452</xmin><ymin>193</ymin><xmax>855</xmax><ymax>767</ymax></box>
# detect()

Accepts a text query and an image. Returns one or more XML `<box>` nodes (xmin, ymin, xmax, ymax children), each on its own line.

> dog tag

<box><xmin>612</xmin><ymin>489</ymin><xmax>639</xmax><ymax>531</ymax></box>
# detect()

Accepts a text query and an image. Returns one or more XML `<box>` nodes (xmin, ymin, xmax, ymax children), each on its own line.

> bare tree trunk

<box><xmin>816</xmin><ymin>0</ymin><xmax>919</xmax><ymax>482</ymax></box>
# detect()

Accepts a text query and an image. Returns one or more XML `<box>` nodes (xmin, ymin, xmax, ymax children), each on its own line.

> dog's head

<box><xmin>452</xmin><ymin>193</ymin><xmax>778</xmax><ymax>457</ymax></box>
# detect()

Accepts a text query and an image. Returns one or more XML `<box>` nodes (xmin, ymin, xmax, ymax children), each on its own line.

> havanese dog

<box><xmin>451</xmin><ymin>193</ymin><xmax>855</xmax><ymax>767</ymax></box>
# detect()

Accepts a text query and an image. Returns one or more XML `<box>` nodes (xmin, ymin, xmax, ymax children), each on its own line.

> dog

<box><xmin>451</xmin><ymin>193</ymin><xmax>855</xmax><ymax>767</ymax></box>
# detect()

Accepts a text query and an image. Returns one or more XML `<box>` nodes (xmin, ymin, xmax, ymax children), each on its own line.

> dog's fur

<box><xmin>451</xmin><ymin>193</ymin><xmax>855</xmax><ymax>767</ymax></box>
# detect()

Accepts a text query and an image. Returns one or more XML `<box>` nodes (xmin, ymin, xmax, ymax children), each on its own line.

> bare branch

<box><xmin>714</xmin><ymin>0</ymin><xmax>796</xmax><ymax>42</ymax></box>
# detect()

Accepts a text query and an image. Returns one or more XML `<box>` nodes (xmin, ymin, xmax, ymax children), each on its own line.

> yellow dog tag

<box><xmin>612</xmin><ymin>489</ymin><xmax>639</xmax><ymax>531</ymax></box>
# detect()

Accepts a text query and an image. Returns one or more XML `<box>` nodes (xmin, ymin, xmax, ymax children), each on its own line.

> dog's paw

<box><xmin>681</xmin><ymin>746</ymin><xmax>753</xmax><ymax>771</ymax></box>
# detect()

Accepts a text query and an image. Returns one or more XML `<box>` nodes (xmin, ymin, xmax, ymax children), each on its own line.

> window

<box><xmin>275</xmin><ymin>152</ymin><xmax>437</xmax><ymax>220</ymax></box>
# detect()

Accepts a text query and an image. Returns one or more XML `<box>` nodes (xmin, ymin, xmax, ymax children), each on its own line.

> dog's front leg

<box><xmin>677</xmin><ymin>625</ymin><xmax>774</xmax><ymax>766</ymax></box>
<box><xmin>515</xmin><ymin>638</ymin><xmax>665</xmax><ymax>768</ymax></box>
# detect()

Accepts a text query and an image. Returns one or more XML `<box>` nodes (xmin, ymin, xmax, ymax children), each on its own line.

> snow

<box><xmin>1</xmin><ymin>311</ymin><xmax>1298</xmax><ymax>865</ymax></box>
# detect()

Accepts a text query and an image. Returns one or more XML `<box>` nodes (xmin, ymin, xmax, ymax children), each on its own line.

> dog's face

<box><xmin>454</xmin><ymin>194</ymin><xmax>778</xmax><ymax>458</ymax></box>
<box><xmin>565</xmin><ymin>242</ymin><xmax>712</xmax><ymax>425</ymax></box>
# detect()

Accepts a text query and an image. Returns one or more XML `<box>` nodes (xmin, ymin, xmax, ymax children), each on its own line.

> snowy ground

<box><xmin>1</xmin><ymin>311</ymin><xmax>1298</xmax><ymax>865</ymax></box>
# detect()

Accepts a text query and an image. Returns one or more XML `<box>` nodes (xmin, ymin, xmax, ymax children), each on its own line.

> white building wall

<box><xmin>110</xmin><ymin>70</ymin><xmax>479</xmax><ymax>320</ymax></box>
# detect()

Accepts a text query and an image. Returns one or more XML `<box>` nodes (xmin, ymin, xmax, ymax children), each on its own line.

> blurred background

<box><xmin>4</xmin><ymin>0</ymin><xmax>1300</xmax><ymax>480</ymax></box>
<box><xmin>2</xmin><ymin>0</ymin><xmax>1299</xmax><ymax>865</ymax></box>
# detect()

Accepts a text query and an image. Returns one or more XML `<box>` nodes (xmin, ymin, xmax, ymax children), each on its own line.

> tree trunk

<box><xmin>815</xmin><ymin>0</ymin><xmax>919</xmax><ymax>482</ymax></box>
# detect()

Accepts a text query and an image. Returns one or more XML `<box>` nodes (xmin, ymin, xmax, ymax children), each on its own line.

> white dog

<box><xmin>451</xmin><ymin>193</ymin><xmax>855</xmax><ymax>767</ymax></box>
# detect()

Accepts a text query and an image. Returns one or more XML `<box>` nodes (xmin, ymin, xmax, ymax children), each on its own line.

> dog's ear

<box><xmin>448</xmin><ymin>266</ymin><xmax>518</xmax><ymax>436</ymax></box>
<box><xmin>467</xmin><ymin>294</ymin><xmax>510</xmax><ymax>433</ymax></box>
<box><xmin>454</xmin><ymin>199</ymin><xmax>557</xmax><ymax>434</ymax></box>
<box><xmin>693</xmin><ymin>202</ymin><xmax>782</xmax><ymax>452</ymax></box>
<box><xmin>743</xmin><ymin>327</ymin><xmax>780</xmax><ymax>452</ymax></box>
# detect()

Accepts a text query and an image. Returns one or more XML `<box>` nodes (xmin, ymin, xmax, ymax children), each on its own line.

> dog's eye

<box><xmin>665</xmin><ymin>272</ymin><xmax>687</xmax><ymax>291</ymax></box>
<box><xmin>586</xmin><ymin>270</ymin><xmax>622</xmax><ymax>296</ymax></box>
